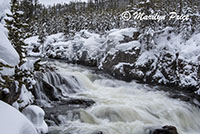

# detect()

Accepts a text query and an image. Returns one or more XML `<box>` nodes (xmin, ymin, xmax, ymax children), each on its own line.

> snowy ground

<box><xmin>39</xmin><ymin>0</ymin><xmax>88</xmax><ymax>6</ymax></box>
<box><xmin>0</xmin><ymin>101</ymin><xmax>38</xmax><ymax>134</ymax></box>
<box><xmin>0</xmin><ymin>101</ymin><xmax>48</xmax><ymax>134</ymax></box>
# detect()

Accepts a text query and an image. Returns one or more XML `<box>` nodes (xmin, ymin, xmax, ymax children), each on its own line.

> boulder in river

<box><xmin>150</xmin><ymin>125</ymin><xmax>178</xmax><ymax>134</ymax></box>
<box><xmin>22</xmin><ymin>105</ymin><xmax>48</xmax><ymax>134</ymax></box>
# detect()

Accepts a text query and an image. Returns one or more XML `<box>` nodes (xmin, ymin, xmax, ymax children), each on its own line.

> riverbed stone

<box><xmin>150</xmin><ymin>125</ymin><xmax>178</xmax><ymax>134</ymax></box>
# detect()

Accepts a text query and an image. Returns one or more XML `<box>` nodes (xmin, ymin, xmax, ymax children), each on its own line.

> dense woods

<box><xmin>18</xmin><ymin>0</ymin><xmax>200</xmax><ymax>36</ymax></box>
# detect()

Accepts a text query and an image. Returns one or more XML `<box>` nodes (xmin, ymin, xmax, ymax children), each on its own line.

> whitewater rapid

<box><xmin>48</xmin><ymin>61</ymin><xmax>200</xmax><ymax>134</ymax></box>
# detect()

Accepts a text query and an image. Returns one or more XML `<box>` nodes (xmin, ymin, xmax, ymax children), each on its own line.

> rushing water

<box><xmin>46</xmin><ymin>61</ymin><xmax>200</xmax><ymax>134</ymax></box>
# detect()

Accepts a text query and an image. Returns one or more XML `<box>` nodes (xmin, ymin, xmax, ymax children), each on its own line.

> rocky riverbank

<box><xmin>25</xmin><ymin>28</ymin><xmax>200</xmax><ymax>106</ymax></box>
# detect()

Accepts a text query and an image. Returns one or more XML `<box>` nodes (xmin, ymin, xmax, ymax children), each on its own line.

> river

<box><xmin>40</xmin><ymin>61</ymin><xmax>200</xmax><ymax>134</ymax></box>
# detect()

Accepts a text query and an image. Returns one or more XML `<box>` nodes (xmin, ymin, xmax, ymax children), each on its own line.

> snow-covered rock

<box><xmin>22</xmin><ymin>105</ymin><xmax>48</xmax><ymax>134</ymax></box>
<box><xmin>107</xmin><ymin>28</ymin><xmax>138</xmax><ymax>42</ymax></box>
<box><xmin>0</xmin><ymin>101</ymin><xmax>38</xmax><ymax>134</ymax></box>
<box><xmin>26</xmin><ymin>28</ymin><xmax>138</xmax><ymax>66</ymax></box>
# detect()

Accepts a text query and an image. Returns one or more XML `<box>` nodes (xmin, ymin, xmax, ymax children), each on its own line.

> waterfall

<box><xmin>33</xmin><ymin>71</ymin><xmax>81</xmax><ymax>106</ymax></box>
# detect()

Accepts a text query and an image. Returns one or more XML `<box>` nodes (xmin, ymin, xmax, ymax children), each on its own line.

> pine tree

<box><xmin>20</xmin><ymin>0</ymin><xmax>34</xmax><ymax>37</ymax></box>
<box><xmin>5</xmin><ymin>0</ymin><xmax>27</xmax><ymax>66</ymax></box>
<box><xmin>3</xmin><ymin>0</ymin><xmax>34</xmax><ymax>104</ymax></box>
<box><xmin>131</xmin><ymin>0</ymin><xmax>157</xmax><ymax>51</ymax></box>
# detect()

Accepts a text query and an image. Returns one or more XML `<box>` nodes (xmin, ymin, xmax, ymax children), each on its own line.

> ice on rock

<box><xmin>22</xmin><ymin>105</ymin><xmax>48</xmax><ymax>134</ymax></box>
<box><xmin>0</xmin><ymin>101</ymin><xmax>38</xmax><ymax>134</ymax></box>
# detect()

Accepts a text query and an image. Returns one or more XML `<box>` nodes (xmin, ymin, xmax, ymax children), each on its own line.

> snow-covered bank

<box><xmin>101</xmin><ymin>27</ymin><xmax>200</xmax><ymax>90</ymax></box>
<box><xmin>26</xmin><ymin>27</ymin><xmax>200</xmax><ymax>95</ymax></box>
<box><xmin>0</xmin><ymin>101</ymin><xmax>49</xmax><ymax>134</ymax></box>
<box><xmin>0</xmin><ymin>101</ymin><xmax>38</xmax><ymax>134</ymax></box>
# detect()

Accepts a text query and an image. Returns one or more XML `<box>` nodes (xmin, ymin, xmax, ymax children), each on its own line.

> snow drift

<box><xmin>0</xmin><ymin>101</ymin><xmax>38</xmax><ymax>134</ymax></box>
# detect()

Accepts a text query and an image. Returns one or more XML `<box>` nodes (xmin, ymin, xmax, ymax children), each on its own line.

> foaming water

<box><xmin>48</xmin><ymin>61</ymin><xmax>200</xmax><ymax>134</ymax></box>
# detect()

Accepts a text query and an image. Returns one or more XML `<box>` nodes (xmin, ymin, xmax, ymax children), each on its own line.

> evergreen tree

<box><xmin>3</xmin><ymin>0</ymin><xmax>34</xmax><ymax>103</ymax></box>
<box><xmin>20</xmin><ymin>0</ymin><xmax>34</xmax><ymax>37</ymax></box>
<box><xmin>5</xmin><ymin>0</ymin><xmax>27</xmax><ymax>66</ymax></box>
<box><xmin>132</xmin><ymin>0</ymin><xmax>158</xmax><ymax>51</ymax></box>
